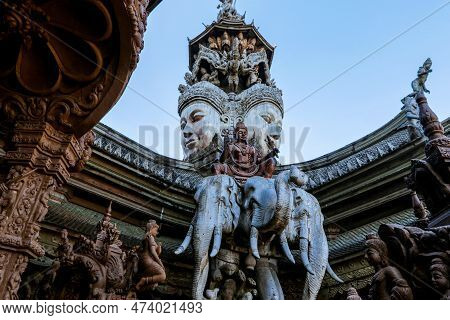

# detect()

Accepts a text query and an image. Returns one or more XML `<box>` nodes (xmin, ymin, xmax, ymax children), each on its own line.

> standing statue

<box><xmin>208</xmin><ymin>36</ymin><xmax>219</xmax><ymax>50</ymax></box>
<box><xmin>136</xmin><ymin>220</ymin><xmax>166</xmax><ymax>291</ymax></box>
<box><xmin>364</xmin><ymin>234</ymin><xmax>413</xmax><ymax>300</ymax></box>
<box><xmin>216</xmin><ymin>44</ymin><xmax>242</xmax><ymax>92</ymax></box>
<box><xmin>411</xmin><ymin>58</ymin><xmax>432</xmax><ymax>95</ymax></box>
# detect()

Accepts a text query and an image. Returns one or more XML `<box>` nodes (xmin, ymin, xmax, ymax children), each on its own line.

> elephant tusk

<box><xmin>210</xmin><ymin>225</ymin><xmax>223</xmax><ymax>258</ymax></box>
<box><xmin>250</xmin><ymin>226</ymin><xmax>260</xmax><ymax>259</ymax></box>
<box><xmin>279</xmin><ymin>232</ymin><xmax>295</xmax><ymax>264</ymax></box>
<box><xmin>175</xmin><ymin>224</ymin><xmax>193</xmax><ymax>255</ymax></box>
<box><xmin>299</xmin><ymin>237</ymin><xmax>315</xmax><ymax>275</ymax></box>
<box><xmin>326</xmin><ymin>263</ymin><xmax>344</xmax><ymax>283</ymax></box>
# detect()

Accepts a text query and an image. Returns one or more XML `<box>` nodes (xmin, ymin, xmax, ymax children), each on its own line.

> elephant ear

<box><xmin>302</xmin><ymin>194</ymin><xmax>328</xmax><ymax>300</ymax></box>
<box><xmin>194</xmin><ymin>178</ymin><xmax>209</xmax><ymax>203</ymax></box>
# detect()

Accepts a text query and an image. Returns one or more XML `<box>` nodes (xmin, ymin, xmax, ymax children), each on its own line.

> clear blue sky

<box><xmin>102</xmin><ymin>0</ymin><xmax>450</xmax><ymax>163</ymax></box>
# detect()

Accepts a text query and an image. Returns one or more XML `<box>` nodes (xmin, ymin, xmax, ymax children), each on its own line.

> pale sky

<box><xmin>102</xmin><ymin>0</ymin><xmax>450</xmax><ymax>163</ymax></box>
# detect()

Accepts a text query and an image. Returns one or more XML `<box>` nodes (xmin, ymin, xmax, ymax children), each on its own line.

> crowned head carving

<box><xmin>179</xmin><ymin>82</ymin><xmax>283</xmax><ymax>163</ymax></box>
<box><xmin>430</xmin><ymin>257</ymin><xmax>449</xmax><ymax>296</ymax></box>
<box><xmin>365</xmin><ymin>234</ymin><xmax>389</xmax><ymax>268</ymax></box>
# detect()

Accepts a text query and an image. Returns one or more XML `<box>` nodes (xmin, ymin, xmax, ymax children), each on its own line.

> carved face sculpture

<box><xmin>147</xmin><ymin>220</ymin><xmax>160</xmax><ymax>237</ymax></box>
<box><xmin>431</xmin><ymin>270</ymin><xmax>449</xmax><ymax>292</ymax></box>
<box><xmin>364</xmin><ymin>236</ymin><xmax>389</xmax><ymax>269</ymax></box>
<box><xmin>244</xmin><ymin>102</ymin><xmax>283</xmax><ymax>157</ymax></box>
<box><xmin>235</xmin><ymin>122</ymin><xmax>248</xmax><ymax>143</ymax></box>
<box><xmin>430</xmin><ymin>259</ymin><xmax>449</xmax><ymax>293</ymax></box>
<box><xmin>365</xmin><ymin>247</ymin><xmax>382</xmax><ymax>267</ymax></box>
<box><xmin>180</xmin><ymin>101</ymin><xmax>221</xmax><ymax>159</ymax></box>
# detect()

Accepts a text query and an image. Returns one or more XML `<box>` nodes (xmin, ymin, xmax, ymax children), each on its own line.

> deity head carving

<box><xmin>243</xmin><ymin>85</ymin><xmax>283</xmax><ymax>157</ymax></box>
<box><xmin>430</xmin><ymin>257</ymin><xmax>449</xmax><ymax>294</ymax></box>
<box><xmin>179</xmin><ymin>82</ymin><xmax>227</xmax><ymax>160</ymax></box>
<box><xmin>180</xmin><ymin>102</ymin><xmax>221</xmax><ymax>160</ymax></box>
<box><xmin>234</xmin><ymin>122</ymin><xmax>248</xmax><ymax>142</ymax></box>
<box><xmin>365</xmin><ymin>234</ymin><xmax>389</xmax><ymax>268</ymax></box>
<box><xmin>178</xmin><ymin>82</ymin><xmax>283</xmax><ymax>162</ymax></box>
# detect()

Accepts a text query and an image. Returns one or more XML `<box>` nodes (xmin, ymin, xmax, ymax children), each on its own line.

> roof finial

<box><xmin>411</xmin><ymin>58</ymin><xmax>433</xmax><ymax>96</ymax></box>
<box><xmin>104</xmin><ymin>200</ymin><xmax>112</xmax><ymax>221</ymax></box>
<box><xmin>217</xmin><ymin>0</ymin><xmax>243</xmax><ymax>22</ymax></box>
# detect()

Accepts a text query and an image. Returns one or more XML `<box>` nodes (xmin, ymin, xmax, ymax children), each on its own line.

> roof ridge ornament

<box><xmin>217</xmin><ymin>0</ymin><xmax>244</xmax><ymax>22</ymax></box>
<box><xmin>411</xmin><ymin>58</ymin><xmax>433</xmax><ymax>97</ymax></box>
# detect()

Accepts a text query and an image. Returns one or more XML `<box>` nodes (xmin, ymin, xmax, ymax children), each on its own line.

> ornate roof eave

<box><xmin>278</xmin><ymin>111</ymin><xmax>446</xmax><ymax>189</ymax></box>
<box><xmin>188</xmin><ymin>21</ymin><xmax>275</xmax><ymax>69</ymax></box>
<box><xmin>0</xmin><ymin>0</ymin><xmax>162</xmax><ymax>138</ymax></box>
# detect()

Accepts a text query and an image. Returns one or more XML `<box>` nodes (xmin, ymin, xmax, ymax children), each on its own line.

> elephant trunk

<box><xmin>260</xmin><ymin>171</ymin><xmax>291</xmax><ymax>234</ymax></box>
<box><xmin>192</xmin><ymin>225</ymin><xmax>214</xmax><ymax>300</ymax></box>
<box><xmin>279</xmin><ymin>231</ymin><xmax>295</xmax><ymax>264</ymax></box>
<box><xmin>299</xmin><ymin>237</ymin><xmax>314</xmax><ymax>275</ymax></box>
<box><xmin>174</xmin><ymin>224</ymin><xmax>193</xmax><ymax>255</ymax></box>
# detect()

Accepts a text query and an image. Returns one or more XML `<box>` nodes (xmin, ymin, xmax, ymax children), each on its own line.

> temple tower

<box><xmin>178</xmin><ymin>1</ymin><xmax>283</xmax><ymax>169</ymax></box>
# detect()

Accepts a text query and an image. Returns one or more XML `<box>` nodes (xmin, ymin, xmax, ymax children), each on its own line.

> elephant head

<box><xmin>243</xmin><ymin>166</ymin><xmax>305</xmax><ymax>260</ymax></box>
<box><xmin>175</xmin><ymin>175</ymin><xmax>240</xmax><ymax>299</ymax></box>
<box><xmin>285</xmin><ymin>174</ymin><xmax>343</xmax><ymax>300</ymax></box>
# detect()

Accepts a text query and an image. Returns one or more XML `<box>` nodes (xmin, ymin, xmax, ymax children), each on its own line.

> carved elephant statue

<box><xmin>285</xmin><ymin>174</ymin><xmax>343</xmax><ymax>300</ymax></box>
<box><xmin>241</xmin><ymin>166</ymin><xmax>305</xmax><ymax>300</ymax></box>
<box><xmin>242</xmin><ymin>166</ymin><xmax>304</xmax><ymax>261</ymax></box>
<box><xmin>243</xmin><ymin>166</ymin><xmax>342</xmax><ymax>300</ymax></box>
<box><xmin>175</xmin><ymin>175</ymin><xmax>240</xmax><ymax>299</ymax></box>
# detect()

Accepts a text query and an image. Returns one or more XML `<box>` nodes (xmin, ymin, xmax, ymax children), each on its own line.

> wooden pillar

<box><xmin>0</xmin><ymin>0</ymin><xmax>158</xmax><ymax>299</ymax></box>
<box><xmin>0</xmin><ymin>121</ymin><xmax>90</xmax><ymax>299</ymax></box>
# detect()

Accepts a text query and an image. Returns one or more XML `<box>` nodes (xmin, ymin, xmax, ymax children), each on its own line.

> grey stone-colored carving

<box><xmin>176</xmin><ymin>167</ymin><xmax>342</xmax><ymax>300</ymax></box>
<box><xmin>178</xmin><ymin>82</ymin><xmax>283</xmax><ymax>160</ymax></box>
<box><xmin>175</xmin><ymin>175</ymin><xmax>240</xmax><ymax>299</ymax></box>
<box><xmin>401</xmin><ymin>95</ymin><xmax>423</xmax><ymax>138</ymax></box>
<box><xmin>243</xmin><ymin>166</ymin><xmax>304</xmax><ymax>260</ymax></box>
<box><xmin>286</xmin><ymin>173</ymin><xmax>343</xmax><ymax>299</ymax></box>
<box><xmin>217</xmin><ymin>0</ymin><xmax>244</xmax><ymax>22</ymax></box>
<box><xmin>180</xmin><ymin>100</ymin><xmax>222</xmax><ymax>160</ymax></box>
<box><xmin>411</xmin><ymin>58</ymin><xmax>432</xmax><ymax>95</ymax></box>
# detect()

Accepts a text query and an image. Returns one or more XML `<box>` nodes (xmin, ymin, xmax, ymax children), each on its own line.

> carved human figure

<box><xmin>226</xmin><ymin>48</ymin><xmax>242</xmax><ymax>92</ymax></box>
<box><xmin>213</xmin><ymin>122</ymin><xmax>276</xmax><ymax>182</ymax></box>
<box><xmin>221</xmin><ymin>32</ymin><xmax>231</xmax><ymax>52</ymax></box>
<box><xmin>247</xmin><ymin>38</ymin><xmax>257</xmax><ymax>53</ymax></box>
<box><xmin>208</xmin><ymin>36</ymin><xmax>219</xmax><ymax>50</ymax></box>
<box><xmin>365</xmin><ymin>234</ymin><xmax>413</xmax><ymax>300</ymax></box>
<box><xmin>244</xmin><ymin>64</ymin><xmax>261</xmax><ymax>88</ymax></box>
<box><xmin>209</xmin><ymin>69</ymin><xmax>221</xmax><ymax>86</ymax></box>
<box><xmin>57</xmin><ymin>229</ymin><xmax>73</xmax><ymax>264</ymax></box>
<box><xmin>401</xmin><ymin>95</ymin><xmax>422</xmax><ymax>138</ymax></box>
<box><xmin>244</xmin><ymin>101</ymin><xmax>283</xmax><ymax>157</ymax></box>
<box><xmin>180</xmin><ymin>101</ymin><xmax>221</xmax><ymax>160</ymax></box>
<box><xmin>411</xmin><ymin>58</ymin><xmax>432</xmax><ymax>95</ymax></box>
<box><xmin>238</xmin><ymin>32</ymin><xmax>248</xmax><ymax>53</ymax></box>
<box><xmin>199</xmin><ymin>67</ymin><xmax>211</xmax><ymax>82</ymax></box>
<box><xmin>430</xmin><ymin>257</ymin><xmax>450</xmax><ymax>300</ymax></box>
<box><xmin>135</xmin><ymin>220</ymin><xmax>166</xmax><ymax>291</ymax></box>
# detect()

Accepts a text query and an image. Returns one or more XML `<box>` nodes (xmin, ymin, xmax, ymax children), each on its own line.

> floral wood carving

<box><xmin>0</xmin><ymin>0</ymin><xmax>154</xmax><ymax>136</ymax></box>
<box><xmin>0</xmin><ymin>0</ymin><xmax>112</xmax><ymax>95</ymax></box>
